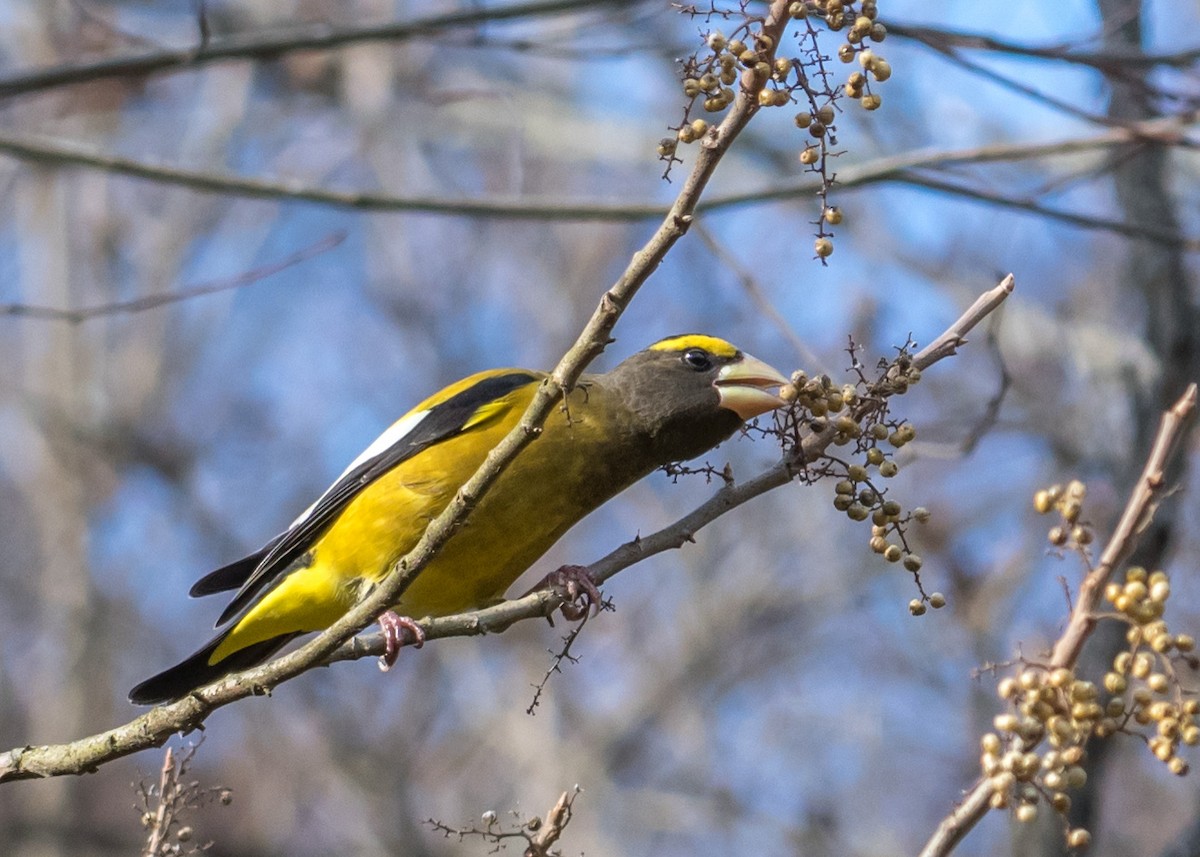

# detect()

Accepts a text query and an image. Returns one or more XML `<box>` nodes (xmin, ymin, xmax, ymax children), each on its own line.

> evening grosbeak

<box><xmin>129</xmin><ymin>334</ymin><xmax>789</xmax><ymax>704</ymax></box>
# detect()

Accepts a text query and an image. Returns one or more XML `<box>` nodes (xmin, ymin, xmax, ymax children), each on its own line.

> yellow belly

<box><xmin>211</xmin><ymin>386</ymin><xmax>650</xmax><ymax>663</ymax></box>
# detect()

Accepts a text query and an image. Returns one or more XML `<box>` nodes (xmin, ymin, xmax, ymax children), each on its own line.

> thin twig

<box><xmin>913</xmin><ymin>275</ymin><xmax>1014</xmax><ymax>368</ymax></box>
<box><xmin>693</xmin><ymin>222</ymin><xmax>824</xmax><ymax>371</ymax></box>
<box><xmin>888</xmin><ymin>22</ymin><xmax>1200</xmax><ymax>70</ymax></box>
<box><xmin>0</xmin><ymin>232</ymin><xmax>345</xmax><ymax>323</ymax></box>
<box><xmin>0</xmin><ymin>271</ymin><xmax>1011</xmax><ymax>783</ymax></box>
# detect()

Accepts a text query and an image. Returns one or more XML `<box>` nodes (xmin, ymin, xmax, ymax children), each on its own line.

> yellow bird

<box><xmin>129</xmin><ymin>335</ymin><xmax>788</xmax><ymax>704</ymax></box>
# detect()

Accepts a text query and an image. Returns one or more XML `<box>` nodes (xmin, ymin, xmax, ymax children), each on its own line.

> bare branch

<box><xmin>1</xmin><ymin>114</ymin><xmax>1192</xmax><ymax>241</ymax></box>
<box><xmin>0</xmin><ymin>0</ymin><xmax>641</xmax><ymax>99</ymax></box>
<box><xmin>0</xmin><ymin>260</ymin><xmax>1013</xmax><ymax>783</ymax></box>
<box><xmin>889</xmin><ymin>22</ymin><xmax>1200</xmax><ymax>70</ymax></box>
<box><xmin>913</xmin><ymin>275</ymin><xmax>1014</xmax><ymax>368</ymax></box>
<box><xmin>918</xmin><ymin>383</ymin><xmax>1198</xmax><ymax>857</ymax></box>
<box><xmin>527</xmin><ymin>789</ymin><xmax>578</xmax><ymax>857</ymax></box>
<box><xmin>694</xmin><ymin>222</ymin><xmax>824</xmax><ymax>371</ymax></box>
<box><xmin>0</xmin><ymin>231</ymin><xmax>345</xmax><ymax>323</ymax></box>
<box><xmin>0</xmin><ymin>0</ymin><xmax>800</xmax><ymax>783</ymax></box>
<box><xmin>894</xmin><ymin>170</ymin><xmax>1200</xmax><ymax>251</ymax></box>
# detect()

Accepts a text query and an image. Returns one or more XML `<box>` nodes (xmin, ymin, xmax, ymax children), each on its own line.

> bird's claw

<box><xmin>377</xmin><ymin>610</ymin><xmax>425</xmax><ymax>672</ymax></box>
<box><xmin>537</xmin><ymin>564</ymin><xmax>603</xmax><ymax>622</ymax></box>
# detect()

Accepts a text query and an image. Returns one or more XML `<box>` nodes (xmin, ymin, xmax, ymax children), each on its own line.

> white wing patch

<box><xmin>287</xmin><ymin>408</ymin><xmax>430</xmax><ymax>531</ymax></box>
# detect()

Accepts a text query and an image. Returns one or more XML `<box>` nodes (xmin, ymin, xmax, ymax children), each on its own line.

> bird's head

<box><xmin>603</xmin><ymin>334</ymin><xmax>791</xmax><ymax>463</ymax></box>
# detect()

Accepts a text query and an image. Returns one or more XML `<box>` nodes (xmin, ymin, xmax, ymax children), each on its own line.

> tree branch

<box><xmin>0</xmin><ymin>114</ymin><xmax>1193</xmax><ymax>230</ymax></box>
<box><xmin>0</xmin><ymin>0</ymin><xmax>641</xmax><ymax>100</ymax></box>
<box><xmin>893</xmin><ymin>170</ymin><xmax>1200</xmax><ymax>251</ymax></box>
<box><xmin>0</xmin><ymin>267</ymin><xmax>1014</xmax><ymax>783</ymax></box>
<box><xmin>0</xmin><ymin>231</ymin><xmax>345</xmax><ymax>323</ymax></box>
<box><xmin>0</xmin><ymin>0</ymin><xmax>798</xmax><ymax>784</ymax></box>
<box><xmin>918</xmin><ymin>382</ymin><xmax>1198</xmax><ymax>857</ymax></box>
<box><xmin>889</xmin><ymin>22</ymin><xmax>1200</xmax><ymax>70</ymax></box>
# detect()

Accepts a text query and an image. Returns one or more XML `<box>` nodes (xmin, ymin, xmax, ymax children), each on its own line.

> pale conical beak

<box><xmin>714</xmin><ymin>353</ymin><xmax>790</xmax><ymax>421</ymax></box>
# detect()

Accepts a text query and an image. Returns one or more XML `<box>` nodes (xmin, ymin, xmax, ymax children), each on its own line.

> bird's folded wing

<box><xmin>208</xmin><ymin>370</ymin><xmax>540</xmax><ymax>627</ymax></box>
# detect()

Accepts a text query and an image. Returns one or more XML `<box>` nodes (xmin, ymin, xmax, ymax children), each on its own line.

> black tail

<box><xmin>189</xmin><ymin>542</ymin><xmax>278</xmax><ymax>597</ymax></box>
<box><xmin>128</xmin><ymin>630</ymin><xmax>298</xmax><ymax>706</ymax></box>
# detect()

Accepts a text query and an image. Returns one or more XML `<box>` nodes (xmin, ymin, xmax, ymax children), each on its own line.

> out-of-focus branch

<box><xmin>526</xmin><ymin>790</ymin><xmax>577</xmax><ymax>857</ymax></box>
<box><xmin>889</xmin><ymin>22</ymin><xmax>1200</xmax><ymax>69</ymax></box>
<box><xmin>426</xmin><ymin>787</ymin><xmax>580</xmax><ymax>853</ymax></box>
<box><xmin>2</xmin><ymin>11</ymin><xmax>1192</xmax><ymax>103</ymax></box>
<box><xmin>0</xmin><ymin>232</ymin><xmax>345</xmax><ymax>323</ymax></box>
<box><xmin>693</xmin><ymin>222</ymin><xmax>823</xmax><ymax>371</ymax></box>
<box><xmin>0</xmin><ymin>0</ymin><xmax>798</xmax><ymax>783</ymax></box>
<box><xmin>0</xmin><ymin>268</ymin><xmax>1014</xmax><ymax>783</ymax></box>
<box><xmin>918</xmin><ymin>383</ymin><xmax>1198</xmax><ymax>857</ymax></box>
<box><xmin>0</xmin><ymin>114</ymin><xmax>1193</xmax><ymax>229</ymax></box>
<box><xmin>895</xmin><ymin>171</ymin><xmax>1200</xmax><ymax>251</ymax></box>
<box><xmin>0</xmin><ymin>0</ymin><xmax>641</xmax><ymax>99</ymax></box>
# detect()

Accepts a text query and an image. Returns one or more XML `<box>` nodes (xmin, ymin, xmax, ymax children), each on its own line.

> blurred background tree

<box><xmin>0</xmin><ymin>1</ymin><xmax>1196</xmax><ymax>855</ymax></box>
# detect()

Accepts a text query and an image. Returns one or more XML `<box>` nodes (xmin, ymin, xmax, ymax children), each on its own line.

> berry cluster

<box><xmin>1101</xmin><ymin>566</ymin><xmax>1198</xmax><ymax>775</ymax></box>
<box><xmin>664</xmin><ymin>23</ymin><xmax>796</xmax><ymax>159</ymax></box>
<box><xmin>981</xmin><ymin>664</ymin><xmax>1094</xmax><ymax>847</ymax></box>
<box><xmin>777</xmin><ymin>346</ymin><xmax>934</xmax><ymax>610</ymax></box>
<box><xmin>975</xmin><ymin>487</ymin><xmax>1198</xmax><ymax>850</ymax></box>
<box><xmin>1033</xmin><ymin>480</ymin><xmax>1094</xmax><ymax>549</ymax></box>
<box><xmin>827</xmin><ymin>2</ymin><xmax>890</xmax><ymax>108</ymax></box>
<box><xmin>666</xmin><ymin>1</ymin><xmax>894</xmax><ymax>261</ymax></box>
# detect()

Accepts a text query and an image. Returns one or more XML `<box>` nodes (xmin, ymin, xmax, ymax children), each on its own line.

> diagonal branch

<box><xmin>0</xmin><ymin>0</ymin><xmax>798</xmax><ymax>784</ymax></box>
<box><xmin>0</xmin><ymin>269</ymin><xmax>1014</xmax><ymax>783</ymax></box>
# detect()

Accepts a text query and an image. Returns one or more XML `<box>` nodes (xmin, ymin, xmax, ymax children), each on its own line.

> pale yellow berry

<box><xmin>1067</xmin><ymin>829</ymin><xmax>1091</xmax><ymax>849</ymax></box>
<box><xmin>994</xmin><ymin>713</ymin><xmax>1019</xmax><ymax>732</ymax></box>
<box><xmin>1104</xmin><ymin>672</ymin><xmax>1127</xmax><ymax>694</ymax></box>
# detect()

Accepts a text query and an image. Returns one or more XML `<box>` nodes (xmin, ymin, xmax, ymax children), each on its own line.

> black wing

<box><xmin>209</xmin><ymin>371</ymin><xmax>538</xmax><ymax>627</ymax></box>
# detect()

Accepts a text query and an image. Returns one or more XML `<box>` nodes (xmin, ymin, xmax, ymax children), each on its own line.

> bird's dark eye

<box><xmin>682</xmin><ymin>348</ymin><xmax>713</xmax><ymax>371</ymax></box>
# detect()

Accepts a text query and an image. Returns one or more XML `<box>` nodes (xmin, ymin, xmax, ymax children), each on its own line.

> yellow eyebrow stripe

<box><xmin>649</xmin><ymin>334</ymin><xmax>739</xmax><ymax>358</ymax></box>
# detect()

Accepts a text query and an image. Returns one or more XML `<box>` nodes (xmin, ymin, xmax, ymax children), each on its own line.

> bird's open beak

<box><xmin>714</xmin><ymin>353</ymin><xmax>790</xmax><ymax>421</ymax></box>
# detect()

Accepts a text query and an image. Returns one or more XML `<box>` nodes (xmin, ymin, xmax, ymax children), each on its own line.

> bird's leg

<box><xmin>376</xmin><ymin>610</ymin><xmax>425</xmax><ymax>672</ymax></box>
<box><xmin>533</xmin><ymin>565</ymin><xmax>603</xmax><ymax>622</ymax></box>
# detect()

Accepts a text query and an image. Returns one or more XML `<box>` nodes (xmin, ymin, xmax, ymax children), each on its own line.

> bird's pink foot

<box><xmin>535</xmin><ymin>564</ymin><xmax>603</xmax><ymax>621</ymax></box>
<box><xmin>377</xmin><ymin>610</ymin><xmax>425</xmax><ymax>672</ymax></box>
